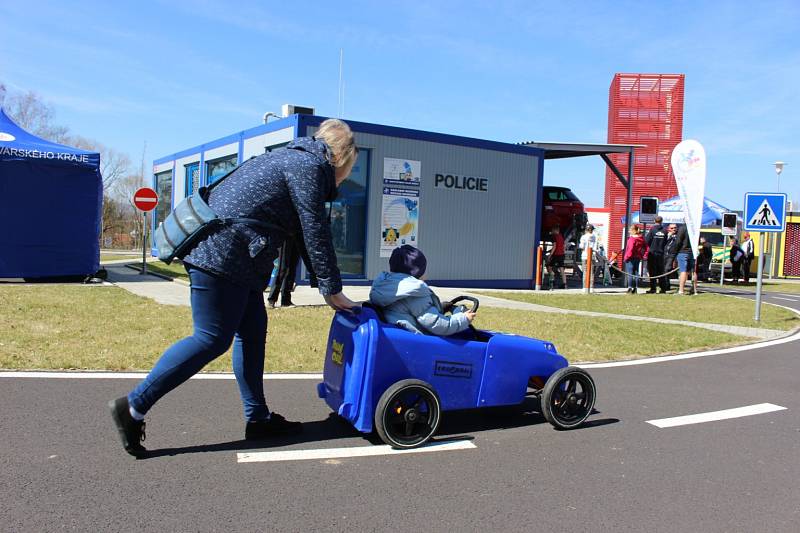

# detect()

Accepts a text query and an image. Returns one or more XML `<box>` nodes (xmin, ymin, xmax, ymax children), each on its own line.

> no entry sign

<box><xmin>133</xmin><ymin>187</ymin><xmax>158</xmax><ymax>212</ymax></box>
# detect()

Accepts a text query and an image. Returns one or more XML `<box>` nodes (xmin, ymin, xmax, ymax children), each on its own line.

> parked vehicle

<box><xmin>541</xmin><ymin>186</ymin><xmax>586</xmax><ymax>243</ymax></box>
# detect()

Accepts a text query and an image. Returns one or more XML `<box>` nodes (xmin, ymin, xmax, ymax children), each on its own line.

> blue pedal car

<box><xmin>317</xmin><ymin>296</ymin><xmax>596</xmax><ymax>448</ymax></box>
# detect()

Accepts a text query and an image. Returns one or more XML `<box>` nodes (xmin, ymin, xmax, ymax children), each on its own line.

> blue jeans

<box><xmin>129</xmin><ymin>268</ymin><xmax>269</xmax><ymax>421</ymax></box>
<box><xmin>625</xmin><ymin>259</ymin><xmax>640</xmax><ymax>289</ymax></box>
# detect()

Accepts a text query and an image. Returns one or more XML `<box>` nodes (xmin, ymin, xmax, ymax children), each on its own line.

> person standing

<box><xmin>545</xmin><ymin>225</ymin><xmax>567</xmax><ymax>289</ymax></box>
<box><xmin>109</xmin><ymin>119</ymin><xmax>360</xmax><ymax>457</ymax></box>
<box><xmin>675</xmin><ymin>224</ymin><xmax>697</xmax><ymax>295</ymax></box>
<box><xmin>663</xmin><ymin>223</ymin><xmax>678</xmax><ymax>287</ymax></box>
<box><xmin>741</xmin><ymin>233</ymin><xmax>755</xmax><ymax>283</ymax></box>
<box><xmin>730</xmin><ymin>237</ymin><xmax>744</xmax><ymax>283</ymax></box>
<box><xmin>698</xmin><ymin>237</ymin><xmax>713</xmax><ymax>282</ymax></box>
<box><xmin>644</xmin><ymin>216</ymin><xmax>668</xmax><ymax>294</ymax></box>
<box><xmin>579</xmin><ymin>224</ymin><xmax>597</xmax><ymax>287</ymax></box>
<box><xmin>623</xmin><ymin>225</ymin><xmax>648</xmax><ymax>294</ymax></box>
<box><xmin>267</xmin><ymin>239</ymin><xmax>300</xmax><ymax>308</ymax></box>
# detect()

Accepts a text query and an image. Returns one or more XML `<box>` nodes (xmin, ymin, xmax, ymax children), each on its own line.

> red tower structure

<box><xmin>604</xmin><ymin>73</ymin><xmax>685</xmax><ymax>253</ymax></box>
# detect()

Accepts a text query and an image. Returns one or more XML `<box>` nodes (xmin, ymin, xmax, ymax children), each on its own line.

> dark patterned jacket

<box><xmin>183</xmin><ymin>137</ymin><xmax>342</xmax><ymax>295</ymax></box>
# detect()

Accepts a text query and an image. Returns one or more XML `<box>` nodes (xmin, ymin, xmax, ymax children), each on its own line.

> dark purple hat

<box><xmin>389</xmin><ymin>245</ymin><xmax>427</xmax><ymax>278</ymax></box>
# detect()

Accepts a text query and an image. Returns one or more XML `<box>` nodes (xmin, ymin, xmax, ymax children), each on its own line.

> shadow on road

<box><xmin>137</xmin><ymin>400</ymin><xmax>619</xmax><ymax>459</ymax></box>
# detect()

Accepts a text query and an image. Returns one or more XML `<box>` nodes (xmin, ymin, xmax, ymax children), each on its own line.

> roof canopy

<box><xmin>0</xmin><ymin>108</ymin><xmax>99</xmax><ymax>168</ymax></box>
<box><xmin>518</xmin><ymin>141</ymin><xmax>645</xmax><ymax>160</ymax></box>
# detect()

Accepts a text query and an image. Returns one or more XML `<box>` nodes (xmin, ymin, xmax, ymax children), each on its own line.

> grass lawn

<box><xmin>1</xmin><ymin>285</ymin><xmax>750</xmax><ymax>371</ymax></box>
<box><xmin>99</xmin><ymin>254</ymin><xmax>141</xmax><ymax>263</ymax></box>
<box><xmin>713</xmin><ymin>281</ymin><xmax>800</xmax><ymax>294</ymax></box>
<box><xmin>475</xmin><ymin>292</ymin><xmax>800</xmax><ymax>331</ymax></box>
<box><xmin>134</xmin><ymin>261</ymin><xmax>191</xmax><ymax>282</ymax></box>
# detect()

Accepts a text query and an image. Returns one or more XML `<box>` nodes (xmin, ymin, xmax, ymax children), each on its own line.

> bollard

<box><xmin>535</xmin><ymin>244</ymin><xmax>543</xmax><ymax>291</ymax></box>
<box><xmin>584</xmin><ymin>246</ymin><xmax>593</xmax><ymax>294</ymax></box>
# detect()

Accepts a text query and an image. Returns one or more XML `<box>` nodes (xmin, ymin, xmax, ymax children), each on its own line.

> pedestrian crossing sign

<box><xmin>744</xmin><ymin>192</ymin><xmax>787</xmax><ymax>232</ymax></box>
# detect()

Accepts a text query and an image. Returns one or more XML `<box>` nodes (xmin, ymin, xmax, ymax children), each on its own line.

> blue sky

<box><xmin>1</xmin><ymin>0</ymin><xmax>798</xmax><ymax>210</ymax></box>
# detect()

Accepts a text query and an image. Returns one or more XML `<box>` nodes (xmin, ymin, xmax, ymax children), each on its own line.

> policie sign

<box><xmin>434</xmin><ymin>173</ymin><xmax>489</xmax><ymax>192</ymax></box>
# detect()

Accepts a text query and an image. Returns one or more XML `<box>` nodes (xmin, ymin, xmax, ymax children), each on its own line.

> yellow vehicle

<box><xmin>705</xmin><ymin>226</ymin><xmax>765</xmax><ymax>280</ymax></box>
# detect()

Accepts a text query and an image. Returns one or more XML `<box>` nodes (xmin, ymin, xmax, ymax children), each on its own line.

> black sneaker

<box><xmin>245</xmin><ymin>413</ymin><xmax>302</xmax><ymax>440</ymax></box>
<box><xmin>108</xmin><ymin>397</ymin><xmax>146</xmax><ymax>457</ymax></box>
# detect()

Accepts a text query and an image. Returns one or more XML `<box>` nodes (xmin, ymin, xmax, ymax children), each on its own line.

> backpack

<box><xmin>154</xmin><ymin>161</ymin><xmax>285</xmax><ymax>264</ymax></box>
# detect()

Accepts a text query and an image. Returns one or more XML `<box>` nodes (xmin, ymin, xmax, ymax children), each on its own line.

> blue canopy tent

<box><xmin>0</xmin><ymin>108</ymin><xmax>102</xmax><ymax>279</ymax></box>
<box><xmin>625</xmin><ymin>195</ymin><xmax>732</xmax><ymax>226</ymax></box>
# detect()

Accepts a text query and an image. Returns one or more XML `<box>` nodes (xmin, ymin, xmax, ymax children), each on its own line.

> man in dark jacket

<box><xmin>663</xmin><ymin>223</ymin><xmax>678</xmax><ymax>284</ymax></box>
<box><xmin>644</xmin><ymin>216</ymin><xmax>669</xmax><ymax>293</ymax></box>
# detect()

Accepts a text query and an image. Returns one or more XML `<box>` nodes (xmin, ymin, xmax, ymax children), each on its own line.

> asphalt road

<box><xmin>2</xmin><ymin>288</ymin><xmax>798</xmax><ymax>532</ymax></box>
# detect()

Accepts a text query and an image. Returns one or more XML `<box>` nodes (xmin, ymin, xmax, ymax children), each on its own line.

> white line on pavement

<box><xmin>646</xmin><ymin>403</ymin><xmax>787</xmax><ymax>428</ymax></box>
<box><xmin>579</xmin><ymin>326</ymin><xmax>800</xmax><ymax>369</ymax></box>
<box><xmin>237</xmin><ymin>439</ymin><xmax>476</xmax><ymax>463</ymax></box>
<box><xmin>773</xmin><ymin>296</ymin><xmax>799</xmax><ymax>302</ymax></box>
<box><xmin>0</xmin><ymin>371</ymin><xmax>322</xmax><ymax>380</ymax></box>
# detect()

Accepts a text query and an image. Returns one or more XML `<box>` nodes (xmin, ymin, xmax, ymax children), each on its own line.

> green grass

<box><xmin>135</xmin><ymin>261</ymin><xmax>191</xmax><ymax>282</ymax></box>
<box><xmin>474</xmin><ymin>291</ymin><xmax>800</xmax><ymax>331</ymax></box>
<box><xmin>1</xmin><ymin>285</ymin><xmax>751</xmax><ymax>371</ymax></box>
<box><xmin>99</xmin><ymin>254</ymin><xmax>141</xmax><ymax>263</ymax></box>
<box><xmin>715</xmin><ymin>281</ymin><xmax>800</xmax><ymax>294</ymax></box>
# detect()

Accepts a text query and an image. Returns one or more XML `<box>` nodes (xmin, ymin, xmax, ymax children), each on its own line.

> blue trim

<box><xmin>199</xmin><ymin>152</ymin><xmax>206</xmax><ymax>187</ymax></box>
<box><xmin>237</xmin><ymin>132</ymin><xmax>244</xmax><ymax>164</ymax></box>
<box><xmin>153</xmin><ymin>115</ymin><xmax>298</xmax><ymax>165</ymax></box>
<box><xmin>531</xmin><ymin>154</ymin><xmax>545</xmax><ymax>287</ymax></box>
<box><xmin>299</xmin><ymin>115</ymin><xmax>545</xmax><ymax>158</ymax></box>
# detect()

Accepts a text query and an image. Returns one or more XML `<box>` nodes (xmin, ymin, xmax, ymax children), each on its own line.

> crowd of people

<box><xmin>543</xmin><ymin>216</ymin><xmax>756</xmax><ymax>294</ymax></box>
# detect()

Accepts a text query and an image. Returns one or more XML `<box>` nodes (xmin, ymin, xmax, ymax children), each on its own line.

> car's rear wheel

<box><xmin>375</xmin><ymin>379</ymin><xmax>441</xmax><ymax>449</ymax></box>
<box><xmin>541</xmin><ymin>367</ymin><xmax>595</xmax><ymax>429</ymax></box>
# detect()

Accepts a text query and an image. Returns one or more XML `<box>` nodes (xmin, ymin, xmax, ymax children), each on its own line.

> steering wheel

<box><xmin>448</xmin><ymin>295</ymin><xmax>479</xmax><ymax>312</ymax></box>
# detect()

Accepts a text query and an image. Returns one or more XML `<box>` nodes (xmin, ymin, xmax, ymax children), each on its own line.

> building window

<box><xmin>185</xmin><ymin>162</ymin><xmax>199</xmax><ymax>198</ymax></box>
<box><xmin>326</xmin><ymin>149</ymin><xmax>369</xmax><ymax>277</ymax></box>
<box><xmin>154</xmin><ymin>170</ymin><xmax>173</xmax><ymax>229</ymax></box>
<box><xmin>206</xmin><ymin>154</ymin><xmax>237</xmax><ymax>185</ymax></box>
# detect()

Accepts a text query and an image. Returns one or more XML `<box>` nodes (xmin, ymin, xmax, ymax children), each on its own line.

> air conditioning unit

<box><xmin>281</xmin><ymin>104</ymin><xmax>315</xmax><ymax>117</ymax></box>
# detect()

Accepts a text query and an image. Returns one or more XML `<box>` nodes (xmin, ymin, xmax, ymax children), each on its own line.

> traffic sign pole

<box><xmin>141</xmin><ymin>211</ymin><xmax>148</xmax><ymax>275</ymax></box>
<box><xmin>132</xmin><ymin>187</ymin><xmax>159</xmax><ymax>276</ymax></box>
<box><xmin>755</xmin><ymin>232</ymin><xmax>765</xmax><ymax>321</ymax></box>
<box><xmin>720</xmin><ymin>236</ymin><xmax>726</xmax><ymax>287</ymax></box>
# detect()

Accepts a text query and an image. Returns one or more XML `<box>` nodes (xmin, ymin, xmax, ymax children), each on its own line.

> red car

<box><xmin>541</xmin><ymin>186</ymin><xmax>586</xmax><ymax>241</ymax></box>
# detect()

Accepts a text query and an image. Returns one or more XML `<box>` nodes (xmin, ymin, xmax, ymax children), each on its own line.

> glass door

<box><xmin>328</xmin><ymin>149</ymin><xmax>369</xmax><ymax>277</ymax></box>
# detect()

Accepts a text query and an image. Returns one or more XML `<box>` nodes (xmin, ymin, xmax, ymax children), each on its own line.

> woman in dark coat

<box><xmin>110</xmin><ymin>119</ymin><xmax>358</xmax><ymax>457</ymax></box>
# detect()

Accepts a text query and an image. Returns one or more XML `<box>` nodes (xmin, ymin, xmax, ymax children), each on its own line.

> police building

<box><xmin>152</xmin><ymin>109</ymin><xmax>620</xmax><ymax>289</ymax></box>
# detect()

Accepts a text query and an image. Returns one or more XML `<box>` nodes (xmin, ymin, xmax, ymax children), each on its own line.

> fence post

<box><xmin>584</xmin><ymin>246</ymin><xmax>593</xmax><ymax>294</ymax></box>
<box><xmin>535</xmin><ymin>244</ymin><xmax>543</xmax><ymax>291</ymax></box>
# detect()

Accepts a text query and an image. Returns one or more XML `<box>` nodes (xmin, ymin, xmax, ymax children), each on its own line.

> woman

<box><xmin>623</xmin><ymin>225</ymin><xmax>648</xmax><ymax>294</ymax></box>
<box><xmin>109</xmin><ymin>119</ymin><xmax>359</xmax><ymax>457</ymax></box>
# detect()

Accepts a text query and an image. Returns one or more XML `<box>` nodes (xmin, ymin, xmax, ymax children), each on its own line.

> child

<box><xmin>545</xmin><ymin>225</ymin><xmax>567</xmax><ymax>289</ymax></box>
<box><xmin>369</xmin><ymin>245</ymin><xmax>476</xmax><ymax>335</ymax></box>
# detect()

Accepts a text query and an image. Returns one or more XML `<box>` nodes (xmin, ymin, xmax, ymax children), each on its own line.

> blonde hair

<box><xmin>315</xmin><ymin>119</ymin><xmax>357</xmax><ymax>168</ymax></box>
<box><xmin>630</xmin><ymin>225</ymin><xmax>640</xmax><ymax>235</ymax></box>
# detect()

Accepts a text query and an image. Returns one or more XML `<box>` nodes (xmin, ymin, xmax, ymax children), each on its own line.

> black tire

<box><xmin>541</xmin><ymin>367</ymin><xmax>596</xmax><ymax>430</ymax></box>
<box><xmin>375</xmin><ymin>379</ymin><xmax>441</xmax><ymax>449</ymax></box>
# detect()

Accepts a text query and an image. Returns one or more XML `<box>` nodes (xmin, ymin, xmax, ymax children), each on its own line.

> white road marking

<box><xmin>0</xmin><ymin>371</ymin><xmax>322</xmax><ymax>380</ymax></box>
<box><xmin>646</xmin><ymin>403</ymin><xmax>787</xmax><ymax>428</ymax></box>
<box><xmin>779</xmin><ymin>293</ymin><xmax>799</xmax><ymax>298</ymax></box>
<box><xmin>237</xmin><ymin>439</ymin><xmax>476</xmax><ymax>463</ymax></box>
<box><xmin>773</xmin><ymin>296</ymin><xmax>799</xmax><ymax>302</ymax></box>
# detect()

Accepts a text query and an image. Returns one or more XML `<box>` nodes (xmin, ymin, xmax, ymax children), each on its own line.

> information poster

<box><xmin>383</xmin><ymin>158</ymin><xmax>421</xmax><ymax>187</ymax></box>
<box><xmin>380</xmin><ymin>187</ymin><xmax>420</xmax><ymax>257</ymax></box>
